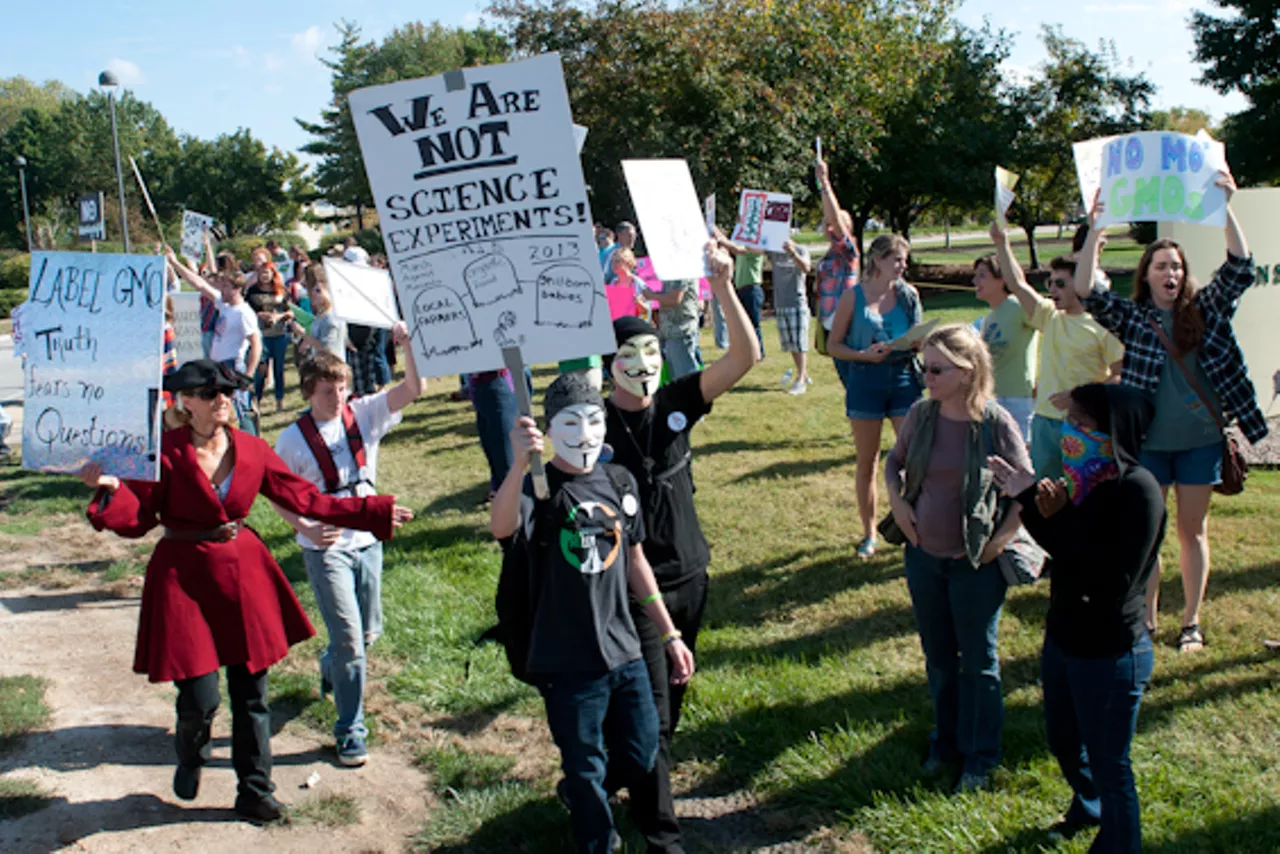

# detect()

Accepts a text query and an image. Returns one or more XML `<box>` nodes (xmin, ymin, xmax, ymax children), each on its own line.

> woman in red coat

<box><xmin>79</xmin><ymin>360</ymin><xmax>412</xmax><ymax>822</ymax></box>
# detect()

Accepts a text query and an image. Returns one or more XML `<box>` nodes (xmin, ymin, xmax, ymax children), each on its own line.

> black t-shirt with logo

<box><xmin>605</xmin><ymin>373</ymin><xmax>713</xmax><ymax>587</ymax></box>
<box><xmin>521</xmin><ymin>465</ymin><xmax>646</xmax><ymax>676</ymax></box>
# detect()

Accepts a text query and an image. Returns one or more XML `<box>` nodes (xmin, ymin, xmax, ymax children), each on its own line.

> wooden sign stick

<box><xmin>501</xmin><ymin>346</ymin><xmax>549</xmax><ymax>500</ymax></box>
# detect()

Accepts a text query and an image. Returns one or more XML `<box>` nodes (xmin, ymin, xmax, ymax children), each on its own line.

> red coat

<box><xmin>87</xmin><ymin>427</ymin><xmax>396</xmax><ymax>683</ymax></box>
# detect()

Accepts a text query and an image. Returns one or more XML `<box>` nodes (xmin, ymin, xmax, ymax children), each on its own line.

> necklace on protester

<box><xmin>609</xmin><ymin>400</ymin><xmax>656</xmax><ymax>476</ymax></box>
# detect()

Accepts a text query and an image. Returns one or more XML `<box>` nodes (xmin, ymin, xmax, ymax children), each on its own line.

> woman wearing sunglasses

<box><xmin>884</xmin><ymin>324</ymin><xmax>1032</xmax><ymax>794</ymax></box>
<box><xmin>77</xmin><ymin>359</ymin><xmax>413</xmax><ymax>823</ymax></box>
<box><xmin>987</xmin><ymin>223</ymin><xmax>1125</xmax><ymax>479</ymax></box>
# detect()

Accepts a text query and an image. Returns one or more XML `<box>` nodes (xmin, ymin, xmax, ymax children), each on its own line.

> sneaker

<box><xmin>234</xmin><ymin>792</ymin><xmax>285</xmax><ymax>822</ymax></box>
<box><xmin>779</xmin><ymin>369</ymin><xmax>793</xmax><ymax>388</ymax></box>
<box><xmin>953</xmin><ymin>771</ymin><xmax>988</xmax><ymax>794</ymax></box>
<box><xmin>1046</xmin><ymin>813</ymin><xmax>1099</xmax><ymax>843</ymax></box>
<box><xmin>173</xmin><ymin>764</ymin><xmax>201</xmax><ymax>800</ymax></box>
<box><xmin>337</xmin><ymin>735</ymin><xmax>368</xmax><ymax>767</ymax></box>
<box><xmin>1177</xmin><ymin>624</ymin><xmax>1205</xmax><ymax>653</ymax></box>
<box><xmin>805</xmin><ymin>375</ymin><xmax>814</xmax><ymax>385</ymax></box>
<box><xmin>787</xmin><ymin>379</ymin><xmax>807</xmax><ymax>396</ymax></box>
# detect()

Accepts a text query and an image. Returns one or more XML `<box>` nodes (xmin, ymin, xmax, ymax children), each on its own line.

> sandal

<box><xmin>1177</xmin><ymin>624</ymin><xmax>1205</xmax><ymax>653</ymax></box>
<box><xmin>856</xmin><ymin>537</ymin><xmax>877</xmax><ymax>559</ymax></box>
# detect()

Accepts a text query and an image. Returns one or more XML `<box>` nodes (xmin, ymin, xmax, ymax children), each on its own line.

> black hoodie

<box><xmin>1017</xmin><ymin>385</ymin><xmax>1167</xmax><ymax>658</ymax></box>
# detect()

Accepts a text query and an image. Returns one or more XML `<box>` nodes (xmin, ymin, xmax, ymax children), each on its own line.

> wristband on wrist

<box><xmin>661</xmin><ymin>630</ymin><xmax>683</xmax><ymax>646</ymax></box>
<box><xmin>640</xmin><ymin>592</ymin><xmax>661</xmax><ymax>606</ymax></box>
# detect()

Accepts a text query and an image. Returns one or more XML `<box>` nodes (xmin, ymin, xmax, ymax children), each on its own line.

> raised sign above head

<box><xmin>347</xmin><ymin>53</ymin><xmax>614</xmax><ymax>378</ymax></box>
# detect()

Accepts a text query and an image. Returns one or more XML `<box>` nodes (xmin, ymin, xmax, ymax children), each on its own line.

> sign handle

<box><xmin>501</xmin><ymin>346</ymin><xmax>549</xmax><ymax>500</ymax></box>
<box><xmin>128</xmin><ymin>156</ymin><xmax>167</xmax><ymax>246</ymax></box>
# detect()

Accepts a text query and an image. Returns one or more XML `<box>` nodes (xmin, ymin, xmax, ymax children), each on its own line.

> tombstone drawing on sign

<box><xmin>410</xmin><ymin>285</ymin><xmax>482</xmax><ymax>359</ymax></box>
<box><xmin>464</xmin><ymin>253</ymin><xmax>522</xmax><ymax>306</ymax></box>
<box><xmin>535</xmin><ymin>263</ymin><xmax>596</xmax><ymax>328</ymax></box>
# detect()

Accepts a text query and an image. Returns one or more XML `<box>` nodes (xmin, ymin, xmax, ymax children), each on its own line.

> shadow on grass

<box><xmin>696</xmin><ymin>437</ymin><xmax>846</xmax><ymax>458</ymax></box>
<box><xmin>0</xmin><ymin>469</ymin><xmax>85</xmax><ymax>511</ymax></box>
<box><xmin>421</xmin><ymin>483</ymin><xmax>494</xmax><ymax>516</ymax></box>
<box><xmin>730</xmin><ymin>452</ymin><xmax>856</xmax><ymax>485</ymax></box>
<box><xmin>421</xmin><ymin>791</ymin><xmax>570</xmax><ymax>854</ymax></box>
<box><xmin>1144</xmin><ymin>805</ymin><xmax>1280</xmax><ymax>853</ymax></box>
<box><xmin>429</xmin><ymin>693</ymin><xmax>524</xmax><ymax>736</ymax></box>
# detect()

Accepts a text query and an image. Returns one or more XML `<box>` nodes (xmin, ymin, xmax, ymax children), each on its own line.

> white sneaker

<box><xmin>787</xmin><ymin>380</ymin><xmax>807</xmax><ymax>396</ymax></box>
<box><xmin>805</xmin><ymin>375</ymin><xmax>814</xmax><ymax>385</ymax></box>
<box><xmin>779</xmin><ymin>369</ymin><xmax>793</xmax><ymax>388</ymax></box>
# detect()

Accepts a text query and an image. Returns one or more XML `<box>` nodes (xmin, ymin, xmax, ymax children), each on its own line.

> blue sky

<box><xmin>3</xmin><ymin>0</ymin><xmax>1247</xmax><ymax>162</ymax></box>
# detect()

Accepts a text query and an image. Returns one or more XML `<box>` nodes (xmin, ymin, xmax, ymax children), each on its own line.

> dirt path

<box><xmin>0</xmin><ymin>581</ymin><xmax>431</xmax><ymax>854</ymax></box>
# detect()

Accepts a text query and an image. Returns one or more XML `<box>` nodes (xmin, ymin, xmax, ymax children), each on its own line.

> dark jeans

<box><xmin>903</xmin><ymin>544</ymin><xmax>1008</xmax><ymax>775</ymax></box>
<box><xmin>606</xmin><ymin>571</ymin><xmax>709</xmax><ymax>853</ymax></box>
<box><xmin>1042</xmin><ymin>633</ymin><xmax>1154</xmax><ymax>853</ymax></box>
<box><xmin>736</xmin><ymin>284</ymin><xmax>765</xmax><ymax>358</ymax></box>
<box><xmin>469</xmin><ymin>372</ymin><xmax>518</xmax><ymax>492</ymax></box>
<box><xmin>540</xmin><ymin>659</ymin><xmax>660</xmax><ymax>854</ymax></box>
<box><xmin>174</xmin><ymin>665</ymin><xmax>273</xmax><ymax>800</ymax></box>
<box><xmin>253</xmin><ymin>334</ymin><xmax>289</xmax><ymax>403</ymax></box>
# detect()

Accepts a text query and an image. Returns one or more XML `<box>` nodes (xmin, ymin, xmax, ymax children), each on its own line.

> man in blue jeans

<box><xmin>272</xmin><ymin>327</ymin><xmax>423</xmax><ymax>766</ymax></box>
<box><xmin>491</xmin><ymin>372</ymin><xmax>694</xmax><ymax>853</ymax></box>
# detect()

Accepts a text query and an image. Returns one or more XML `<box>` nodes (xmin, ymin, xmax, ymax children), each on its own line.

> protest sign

<box><xmin>170</xmin><ymin>292</ymin><xmax>205</xmax><ymax>366</ymax></box>
<box><xmin>1088</xmin><ymin>131</ymin><xmax>1228</xmax><ymax>229</ymax></box>
<box><xmin>606</xmin><ymin>284</ymin><xmax>641</xmax><ymax>320</ymax></box>
<box><xmin>322</xmin><ymin>257</ymin><xmax>399</xmax><ymax>330</ymax></box>
<box><xmin>180</xmin><ymin>210</ymin><xmax>214</xmax><ymax>263</ymax></box>
<box><xmin>1161</xmin><ymin>187</ymin><xmax>1280</xmax><ymax>419</ymax></box>
<box><xmin>78</xmin><ymin>193</ymin><xmax>105</xmax><ymax>241</ymax></box>
<box><xmin>622</xmin><ymin>159</ymin><xmax>708</xmax><ymax>281</ymax></box>
<box><xmin>22</xmin><ymin>252</ymin><xmax>165</xmax><ymax>481</ymax></box>
<box><xmin>1072</xmin><ymin>135</ymin><xmax>1117</xmax><ymax>213</ymax></box>
<box><xmin>347</xmin><ymin>53</ymin><xmax>614</xmax><ymax>376</ymax></box>
<box><xmin>994</xmin><ymin>166</ymin><xmax>1019</xmax><ymax>227</ymax></box>
<box><xmin>573</xmin><ymin>124</ymin><xmax>587</xmax><ymax>155</ymax></box>
<box><xmin>730</xmin><ymin>189</ymin><xmax>792</xmax><ymax>252</ymax></box>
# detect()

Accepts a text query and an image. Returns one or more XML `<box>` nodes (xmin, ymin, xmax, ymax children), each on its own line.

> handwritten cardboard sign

<box><xmin>731</xmin><ymin>189</ymin><xmax>792</xmax><ymax>251</ymax></box>
<box><xmin>1087</xmin><ymin>131</ymin><xmax>1228</xmax><ymax>229</ymax></box>
<box><xmin>621</xmin><ymin>159</ymin><xmax>708</xmax><ymax>281</ymax></box>
<box><xmin>322</xmin><ymin>257</ymin><xmax>400</xmax><ymax>330</ymax></box>
<box><xmin>170</xmin><ymin>292</ymin><xmax>205</xmax><ymax>367</ymax></box>
<box><xmin>22</xmin><ymin>252</ymin><xmax>165</xmax><ymax>481</ymax></box>
<box><xmin>347</xmin><ymin>53</ymin><xmax>614</xmax><ymax>376</ymax></box>
<box><xmin>181</xmin><ymin>210</ymin><xmax>214</xmax><ymax>264</ymax></box>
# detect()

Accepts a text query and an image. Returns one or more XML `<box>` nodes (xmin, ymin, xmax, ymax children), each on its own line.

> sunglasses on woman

<box><xmin>921</xmin><ymin>363</ymin><xmax>957</xmax><ymax>376</ymax></box>
<box><xmin>187</xmin><ymin>387</ymin><xmax>225</xmax><ymax>401</ymax></box>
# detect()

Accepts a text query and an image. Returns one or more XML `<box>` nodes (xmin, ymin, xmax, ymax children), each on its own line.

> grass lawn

<box><xmin>1</xmin><ymin>305</ymin><xmax>1277</xmax><ymax>851</ymax></box>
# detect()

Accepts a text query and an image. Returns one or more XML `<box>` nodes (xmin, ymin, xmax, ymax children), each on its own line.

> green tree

<box><xmin>1004</xmin><ymin>26</ymin><xmax>1153</xmax><ymax>268</ymax></box>
<box><xmin>1191</xmin><ymin>0</ymin><xmax>1280</xmax><ymax>184</ymax></box>
<box><xmin>0</xmin><ymin>76</ymin><xmax>76</xmax><ymax>134</ymax></box>
<box><xmin>1149</xmin><ymin>106</ymin><xmax>1216</xmax><ymax>136</ymax></box>
<box><xmin>298</xmin><ymin>20</ymin><xmax>510</xmax><ymax>225</ymax></box>
<box><xmin>170</xmin><ymin>131</ymin><xmax>311</xmax><ymax>236</ymax></box>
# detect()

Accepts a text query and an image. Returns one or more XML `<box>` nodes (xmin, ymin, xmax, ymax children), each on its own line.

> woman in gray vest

<box><xmin>884</xmin><ymin>324</ymin><xmax>1033</xmax><ymax>793</ymax></box>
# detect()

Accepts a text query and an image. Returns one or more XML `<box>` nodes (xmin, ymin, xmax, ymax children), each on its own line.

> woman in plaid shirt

<box><xmin>1074</xmin><ymin>172</ymin><xmax>1265</xmax><ymax>653</ymax></box>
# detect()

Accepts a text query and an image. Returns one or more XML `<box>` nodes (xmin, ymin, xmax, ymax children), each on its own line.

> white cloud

<box><xmin>105</xmin><ymin>57</ymin><xmax>146</xmax><ymax>86</ymax></box>
<box><xmin>292</xmin><ymin>25</ymin><xmax>323</xmax><ymax>58</ymax></box>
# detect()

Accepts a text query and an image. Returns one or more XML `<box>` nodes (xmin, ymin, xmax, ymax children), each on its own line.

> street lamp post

<box><xmin>98</xmin><ymin>70</ymin><xmax>130</xmax><ymax>253</ymax></box>
<box><xmin>14</xmin><ymin>155</ymin><xmax>31</xmax><ymax>252</ymax></box>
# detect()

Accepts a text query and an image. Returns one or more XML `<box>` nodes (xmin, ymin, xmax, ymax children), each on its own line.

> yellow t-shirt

<box><xmin>1029</xmin><ymin>295</ymin><xmax>1126</xmax><ymax>419</ymax></box>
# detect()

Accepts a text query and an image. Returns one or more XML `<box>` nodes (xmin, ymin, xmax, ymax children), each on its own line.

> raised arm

<box><xmin>491</xmin><ymin>416</ymin><xmax>540</xmax><ymax>539</ymax></box>
<box><xmin>385</xmin><ymin>321</ymin><xmax>425</xmax><ymax>414</ymax></box>
<box><xmin>989</xmin><ymin>222</ymin><xmax>1038</xmax><ymax>318</ymax></box>
<box><xmin>714</xmin><ymin>225</ymin><xmax>762</xmax><ymax>257</ymax></box>
<box><xmin>815</xmin><ymin>156</ymin><xmax>850</xmax><ymax>242</ymax></box>
<box><xmin>165</xmin><ymin>248</ymin><xmax>220</xmax><ymax>302</ymax></box>
<box><xmin>202</xmin><ymin>231</ymin><xmax>216</xmax><ymax>274</ymax></box>
<box><xmin>784</xmin><ymin>240</ymin><xmax>812</xmax><ymax>275</ymax></box>
<box><xmin>642</xmin><ymin>283</ymin><xmax>687</xmax><ymax>308</ymax></box>
<box><xmin>1221</xmin><ymin>172</ymin><xmax>1248</xmax><ymax>259</ymax></box>
<box><xmin>699</xmin><ymin>243</ymin><xmax>762</xmax><ymax>401</ymax></box>
<box><xmin>1073</xmin><ymin>192</ymin><xmax>1105</xmax><ymax>301</ymax></box>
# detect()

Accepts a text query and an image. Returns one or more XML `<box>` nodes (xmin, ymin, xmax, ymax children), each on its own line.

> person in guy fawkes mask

<box><xmin>601</xmin><ymin>242</ymin><xmax>758</xmax><ymax>854</ymax></box>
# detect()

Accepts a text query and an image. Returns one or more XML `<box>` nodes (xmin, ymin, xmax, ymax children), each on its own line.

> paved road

<box><xmin>0</xmin><ymin>334</ymin><xmax>22</xmax><ymax>446</ymax></box>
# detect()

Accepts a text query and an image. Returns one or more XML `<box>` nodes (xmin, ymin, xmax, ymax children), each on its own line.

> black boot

<box><xmin>234</xmin><ymin>791</ymin><xmax>285</xmax><ymax>822</ymax></box>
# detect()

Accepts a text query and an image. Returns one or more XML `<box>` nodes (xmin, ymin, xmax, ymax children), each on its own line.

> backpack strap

<box><xmin>296</xmin><ymin>404</ymin><xmax>369</xmax><ymax>494</ymax></box>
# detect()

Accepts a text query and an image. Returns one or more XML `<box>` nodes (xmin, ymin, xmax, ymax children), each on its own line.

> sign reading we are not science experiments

<box><xmin>348</xmin><ymin>53</ymin><xmax>614</xmax><ymax>377</ymax></box>
<box><xmin>22</xmin><ymin>253</ymin><xmax>165</xmax><ymax>482</ymax></box>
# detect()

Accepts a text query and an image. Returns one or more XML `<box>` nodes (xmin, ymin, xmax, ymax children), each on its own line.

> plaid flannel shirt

<box><xmin>1084</xmin><ymin>252</ymin><xmax>1268</xmax><ymax>445</ymax></box>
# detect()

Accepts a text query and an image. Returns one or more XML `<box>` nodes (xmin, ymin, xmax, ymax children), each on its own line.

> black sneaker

<box><xmin>172</xmin><ymin>764</ymin><xmax>200</xmax><ymax>801</ymax></box>
<box><xmin>1046</xmin><ymin>813</ymin><xmax>1099</xmax><ymax>843</ymax></box>
<box><xmin>234</xmin><ymin>792</ymin><xmax>285</xmax><ymax>823</ymax></box>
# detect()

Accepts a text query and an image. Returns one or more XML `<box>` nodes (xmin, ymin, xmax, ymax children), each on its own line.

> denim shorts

<box><xmin>1140</xmin><ymin>441</ymin><xmax>1222</xmax><ymax>487</ymax></box>
<box><xmin>835</xmin><ymin>359</ymin><xmax>921</xmax><ymax>420</ymax></box>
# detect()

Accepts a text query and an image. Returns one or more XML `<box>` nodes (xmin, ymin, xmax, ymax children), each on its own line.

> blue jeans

<box><xmin>998</xmin><ymin>396</ymin><xmax>1034</xmax><ymax>444</ymax></box>
<box><xmin>1042</xmin><ymin>633</ymin><xmax>1153</xmax><ymax>853</ymax></box>
<box><xmin>217</xmin><ymin>357</ymin><xmax>257</xmax><ymax>436</ymax></box>
<box><xmin>1031</xmin><ymin>415</ymin><xmax>1064</xmax><ymax>480</ymax></box>
<box><xmin>736</xmin><ymin>284</ymin><xmax>765</xmax><ymax>358</ymax></box>
<box><xmin>904</xmin><ymin>544</ymin><xmax>1008</xmax><ymax>775</ymax></box>
<box><xmin>469</xmin><ymin>373</ymin><xmax>517</xmax><ymax>492</ymax></box>
<box><xmin>835</xmin><ymin>360</ymin><xmax>921</xmax><ymax>420</ymax></box>
<box><xmin>711</xmin><ymin>296</ymin><xmax>728</xmax><ymax>349</ymax></box>
<box><xmin>253</xmin><ymin>335</ymin><xmax>289</xmax><ymax>404</ymax></box>
<box><xmin>539</xmin><ymin>659</ymin><xmax>659</xmax><ymax>854</ymax></box>
<box><xmin>200</xmin><ymin>331</ymin><xmax>214</xmax><ymax>359</ymax></box>
<box><xmin>663</xmin><ymin>330</ymin><xmax>701</xmax><ymax>381</ymax></box>
<box><xmin>303</xmin><ymin>543</ymin><xmax>384</xmax><ymax>741</ymax></box>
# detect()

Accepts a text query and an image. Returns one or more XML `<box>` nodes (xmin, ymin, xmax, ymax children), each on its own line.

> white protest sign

<box><xmin>622</xmin><ymin>159</ymin><xmax>708</xmax><ymax>281</ymax></box>
<box><xmin>730</xmin><ymin>189</ymin><xmax>792</xmax><ymax>251</ymax></box>
<box><xmin>1090</xmin><ymin>131</ymin><xmax>1228</xmax><ymax>229</ymax></box>
<box><xmin>22</xmin><ymin>253</ymin><xmax>165</xmax><ymax>481</ymax></box>
<box><xmin>994</xmin><ymin>166</ymin><xmax>1019</xmax><ymax>227</ymax></box>
<box><xmin>322</xmin><ymin>257</ymin><xmax>400</xmax><ymax>330</ymax></box>
<box><xmin>1072</xmin><ymin>135</ymin><xmax>1117</xmax><ymax>213</ymax></box>
<box><xmin>181</xmin><ymin>210</ymin><xmax>214</xmax><ymax>263</ymax></box>
<box><xmin>78</xmin><ymin>193</ymin><xmax>105</xmax><ymax>241</ymax></box>
<box><xmin>573</xmin><ymin>124</ymin><xmax>588</xmax><ymax>155</ymax></box>
<box><xmin>347</xmin><ymin>54</ymin><xmax>613</xmax><ymax>376</ymax></box>
<box><xmin>704</xmin><ymin>193</ymin><xmax>716</xmax><ymax>235</ymax></box>
<box><xmin>170</xmin><ymin>292</ymin><xmax>205</xmax><ymax>366</ymax></box>
<box><xmin>1161</xmin><ymin>187</ymin><xmax>1280</xmax><ymax>419</ymax></box>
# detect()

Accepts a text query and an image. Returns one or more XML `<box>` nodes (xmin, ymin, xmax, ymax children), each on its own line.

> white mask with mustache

<box><xmin>612</xmin><ymin>334</ymin><xmax>663</xmax><ymax>397</ymax></box>
<box><xmin>548</xmin><ymin>403</ymin><xmax>607</xmax><ymax>470</ymax></box>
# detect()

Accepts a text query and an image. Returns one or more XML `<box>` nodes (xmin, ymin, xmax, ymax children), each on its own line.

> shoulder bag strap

<box><xmin>1147</xmin><ymin>317</ymin><xmax>1227</xmax><ymax>431</ymax></box>
<box><xmin>342</xmin><ymin>403</ymin><xmax>368</xmax><ymax>472</ymax></box>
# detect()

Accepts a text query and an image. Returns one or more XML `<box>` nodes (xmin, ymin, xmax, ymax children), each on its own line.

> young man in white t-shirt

<box><xmin>273</xmin><ymin>324</ymin><xmax>423</xmax><ymax>766</ymax></box>
<box><xmin>165</xmin><ymin>247</ymin><xmax>262</xmax><ymax>433</ymax></box>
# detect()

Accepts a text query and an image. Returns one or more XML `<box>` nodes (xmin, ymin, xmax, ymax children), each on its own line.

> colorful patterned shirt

<box><xmin>816</xmin><ymin>236</ymin><xmax>859</xmax><ymax>329</ymax></box>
